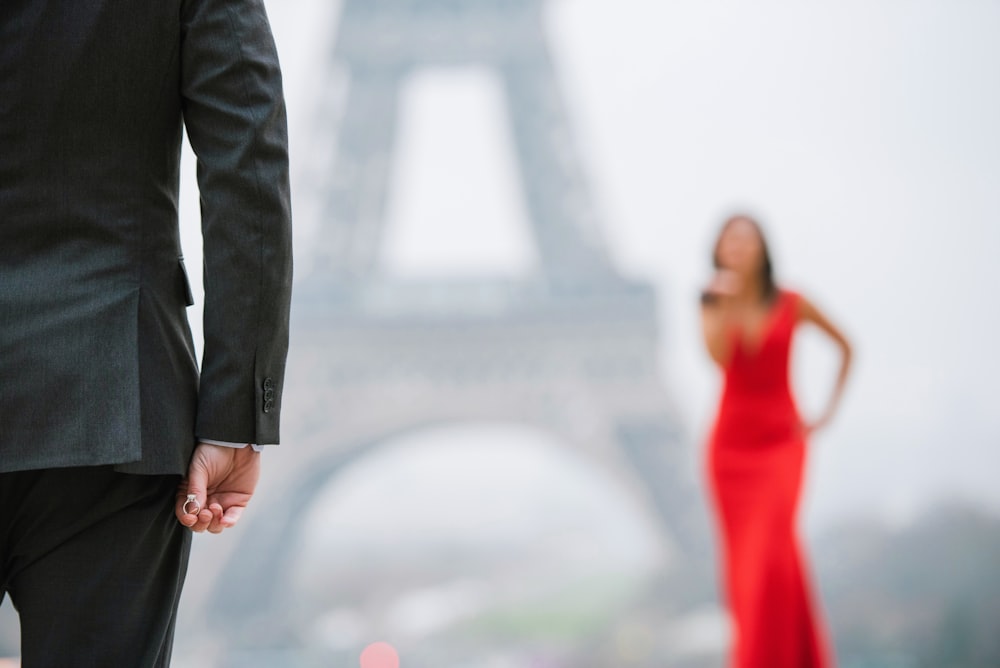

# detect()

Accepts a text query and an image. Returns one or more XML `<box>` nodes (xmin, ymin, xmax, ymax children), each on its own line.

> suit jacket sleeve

<box><xmin>180</xmin><ymin>0</ymin><xmax>292</xmax><ymax>445</ymax></box>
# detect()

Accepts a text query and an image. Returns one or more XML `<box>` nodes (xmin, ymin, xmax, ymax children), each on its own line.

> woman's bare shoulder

<box><xmin>778</xmin><ymin>286</ymin><xmax>811</xmax><ymax>322</ymax></box>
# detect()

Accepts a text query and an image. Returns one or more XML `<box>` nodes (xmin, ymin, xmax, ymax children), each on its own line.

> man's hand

<box><xmin>176</xmin><ymin>443</ymin><xmax>261</xmax><ymax>533</ymax></box>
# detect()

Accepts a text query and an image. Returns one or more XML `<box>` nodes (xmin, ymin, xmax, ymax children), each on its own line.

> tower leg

<box><xmin>316</xmin><ymin>69</ymin><xmax>402</xmax><ymax>279</ymax></box>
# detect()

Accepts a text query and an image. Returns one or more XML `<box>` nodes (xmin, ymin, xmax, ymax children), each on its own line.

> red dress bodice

<box><xmin>712</xmin><ymin>289</ymin><xmax>803</xmax><ymax>449</ymax></box>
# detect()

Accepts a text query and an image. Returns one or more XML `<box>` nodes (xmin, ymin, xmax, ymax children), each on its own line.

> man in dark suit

<box><xmin>0</xmin><ymin>0</ymin><xmax>292</xmax><ymax>665</ymax></box>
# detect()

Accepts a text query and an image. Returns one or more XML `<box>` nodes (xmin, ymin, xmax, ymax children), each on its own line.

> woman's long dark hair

<box><xmin>701</xmin><ymin>214</ymin><xmax>777</xmax><ymax>305</ymax></box>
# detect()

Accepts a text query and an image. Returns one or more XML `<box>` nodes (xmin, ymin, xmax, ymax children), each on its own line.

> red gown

<box><xmin>707</xmin><ymin>289</ymin><xmax>832</xmax><ymax>668</ymax></box>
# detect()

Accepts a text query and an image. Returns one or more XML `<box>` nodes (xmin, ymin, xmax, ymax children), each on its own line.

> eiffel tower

<box><xmin>185</xmin><ymin>0</ymin><xmax>710</xmax><ymax>654</ymax></box>
<box><xmin>306</xmin><ymin>0</ymin><xmax>614</xmax><ymax>284</ymax></box>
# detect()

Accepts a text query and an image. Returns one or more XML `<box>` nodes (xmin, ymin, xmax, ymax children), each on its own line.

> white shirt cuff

<box><xmin>199</xmin><ymin>438</ymin><xmax>268</xmax><ymax>452</ymax></box>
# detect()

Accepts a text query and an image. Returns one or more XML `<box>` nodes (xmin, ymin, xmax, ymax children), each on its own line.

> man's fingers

<box><xmin>188</xmin><ymin>508</ymin><xmax>214</xmax><ymax>533</ymax></box>
<box><xmin>176</xmin><ymin>451</ymin><xmax>212</xmax><ymax>528</ymax></box>
<box><xmin>206</xmin><ymin>503</ymin><xmax>226</xmax><ymax>534</ymax></box>
<box><xmin>221</xmin><ymin>505</ymin><xmax>245</xmax><ymax>528</ymax></box>
<box><xmin>184</xmin><ymin>464</ymin><xmax>209</xmax><ymax>511</ymax></box>
<box><xmin>176</xmin><ymin>491</ymin><xmax>251</xmax><ymax>534</ymax></box>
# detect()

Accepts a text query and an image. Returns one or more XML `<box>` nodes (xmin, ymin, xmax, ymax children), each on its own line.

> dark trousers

<box><xmin>0</xmin><ymin>466</ymin><xmax>191</xmax><ymax>667</ymax></box>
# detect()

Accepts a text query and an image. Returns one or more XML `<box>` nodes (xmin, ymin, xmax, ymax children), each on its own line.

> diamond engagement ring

<box><xmin>183</xmin><ymin>494</ymin><xmax>201</xmax><ymax>515</ymax></box>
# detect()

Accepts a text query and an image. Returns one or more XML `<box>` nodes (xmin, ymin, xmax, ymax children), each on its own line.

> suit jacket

<box><xmin>0</xmin><ymin>0</ymin><xmax>292</xmax><ymax>475</ymax></box>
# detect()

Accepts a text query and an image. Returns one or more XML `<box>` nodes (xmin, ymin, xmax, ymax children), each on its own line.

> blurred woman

<box><xmin>700</xmin><ymin>215</ymin><xmax>852</xmax><ymax>668</ymax></box>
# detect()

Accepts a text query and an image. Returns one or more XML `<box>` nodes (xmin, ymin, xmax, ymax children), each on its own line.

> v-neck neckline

<box><xmin>735</xmin><ymin>290</ymin><xmax>785</xmax><ymax>357</ymax></box>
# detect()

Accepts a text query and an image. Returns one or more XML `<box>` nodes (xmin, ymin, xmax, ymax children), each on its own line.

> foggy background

<box><xmin>2</xmin><ymin>1</ymin><xmax>998</xmax><ymax>667</ymax></box>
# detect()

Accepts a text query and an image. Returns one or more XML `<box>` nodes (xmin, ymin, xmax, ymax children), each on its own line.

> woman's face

<box><xmin>716</xmin><ymin>218</ymin><xmax>764</xmax><ymax>276</ymax></box>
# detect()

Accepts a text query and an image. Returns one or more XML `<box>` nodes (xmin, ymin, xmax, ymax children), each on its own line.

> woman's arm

<box><xmin>797</xmin><ymin>294</ymin><xmax>853</xmax><ymax>434</ymax></box>
<box><xmin>701</xmin><ymin>303</ymin><xmax>731</xmax><ymax>367</ymax></box>
<box><xmin>700</xmin><ymin>270</ymin><xmax>742</xmax><ymax>367</ymax></box>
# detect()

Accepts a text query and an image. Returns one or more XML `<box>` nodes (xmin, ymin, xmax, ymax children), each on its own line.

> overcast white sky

<box><xmin>180</xmin><ymin>0</ymin><xmax>1000</xmax><ymax>531</ymax></box>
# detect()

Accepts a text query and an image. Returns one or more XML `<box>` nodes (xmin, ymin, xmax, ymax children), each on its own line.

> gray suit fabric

<box><xmin>0</xmin><ymin>0</ymin><xmax>293</xmax><ymax>475</ymax></box>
